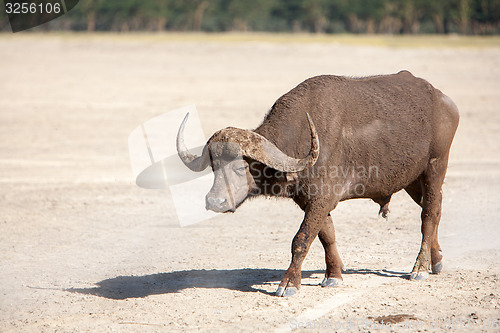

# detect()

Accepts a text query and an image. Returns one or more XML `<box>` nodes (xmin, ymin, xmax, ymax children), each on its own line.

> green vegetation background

<box><xmin>1</xmin><ymin>0</ymin><xmax>499</xmax><ymax>34</ymax></box>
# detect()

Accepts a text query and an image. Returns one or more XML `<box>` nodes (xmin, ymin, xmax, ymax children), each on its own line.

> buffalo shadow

<box><xmin>67</xmin><ymin>268</ymin><xmax>320</xmax><ymax>299</ymax></box>
<box><xmin>66</xmin><ymin>267</ymin><xmax>408</xmax><ymax>300</ymax></box>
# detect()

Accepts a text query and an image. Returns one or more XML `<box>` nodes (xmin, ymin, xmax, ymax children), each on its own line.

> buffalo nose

<box><xmin>206</xmin><ymin>196</ymin><xmax>227</xmax><ymax>211</ymax></box>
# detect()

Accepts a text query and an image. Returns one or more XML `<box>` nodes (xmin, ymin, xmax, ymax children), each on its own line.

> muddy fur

<box><xmin>178</xmin><ymin>70</ymin><xmax>459</xmax><ymax>295</ymax></box>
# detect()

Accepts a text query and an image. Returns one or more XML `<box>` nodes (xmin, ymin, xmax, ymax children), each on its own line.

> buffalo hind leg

<box><xmin>318</xmin><ymin>214</ymin><xmax>344</xmax><ymax>287</ymax></box>
<box><xmin>276</xmin><ymin>201</ymin><xmax>333</xmax><ymax>297</ymax></box>
<box><xmin>405</xmin><ymin>178</ymin><xmax>443</xmax><ymax>275</ymax></box>
<box><xmin>410</xmin><ymin>159</ymin><xmax>446</xmax><ymax>280</ymax></box>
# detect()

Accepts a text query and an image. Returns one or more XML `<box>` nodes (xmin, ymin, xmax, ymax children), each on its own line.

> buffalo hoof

<box><xmin>275</xmin><ymin>286</ymin><xmax>298</xmax><ymax>297</ymax></box>
<box><xmin>409</xmin><ymin>271</ymin><xmax>429</xmax><ymax>281</ymax></box>
<box><xmin>320</xmin><ymin>277</ymin><xmax>343</xmax><ymax>288</ymax></box>
<box><xmin>432</xmin><ymin>261</ymin><xmax>443</xmax><ymax>274</ymax></box>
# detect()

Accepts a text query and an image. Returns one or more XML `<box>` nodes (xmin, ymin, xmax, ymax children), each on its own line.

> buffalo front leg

<box><xmin>276</xmin><ymin>203</ymin><xmax>331</xmax><ymax>297</ymax></box>
<box><xmin>318</xmin><ymin>214</ymin><xmax>344</xmax><ymax>287</ymax></box>
<box><xmin>410</xmin><ymin>159</ymin><xmax>447</xmax><ymax>280</ymax></box>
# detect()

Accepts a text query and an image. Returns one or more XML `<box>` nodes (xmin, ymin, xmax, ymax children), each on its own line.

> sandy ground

<box><xmin>0</xmin><ymin>34</ymin><xmax>499</xmax><ymax>332</ymax></box>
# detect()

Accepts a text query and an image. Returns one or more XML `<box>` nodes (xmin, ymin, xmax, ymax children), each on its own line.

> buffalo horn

<box><xmin>232</xmin><ymin>113</ymin><xmax>319</xmax><ymax>172</ymax></box>
<box><xmin>176</xmin><ymin>113</ymin><xmax>211</xmax><ymax>172</ymax></box>
<box><xmin>177</xmin><ymin>112</ymin><xmax>320</xmax><ymax>173</ymax></box>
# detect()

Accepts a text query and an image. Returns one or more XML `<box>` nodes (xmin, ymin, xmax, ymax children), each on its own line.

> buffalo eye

<box><xmin>234</xmin><ymin>166</ymin><xmax>247</xmax><ymax>176</ymax></box>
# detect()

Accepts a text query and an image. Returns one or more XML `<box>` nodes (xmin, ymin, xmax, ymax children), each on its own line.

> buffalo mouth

<box><xmin>206</xmin><ymin>206</ymin><xmax>235</xmax><ymax>214</ymax></box>
<box><xmin>205</xmin><ymin>196</ymin><xmax>236</xmax><ymax>213</ymax></box>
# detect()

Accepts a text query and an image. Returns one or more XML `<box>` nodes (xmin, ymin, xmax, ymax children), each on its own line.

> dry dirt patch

<box><xmin>0</xmin><ymin>34</ymin><xmax>499</xmax><ymax>332</ymax></box>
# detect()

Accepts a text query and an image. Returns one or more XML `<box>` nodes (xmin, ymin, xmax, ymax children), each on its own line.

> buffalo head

<box><xmin>176</xmin><ymin>113</ymin><xmax>319</xmax><ymax>213</ymax></box>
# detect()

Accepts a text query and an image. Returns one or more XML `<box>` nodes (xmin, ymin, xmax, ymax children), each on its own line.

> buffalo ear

<box><xmin>286</xmin><ymin>172</ymin><xmax>299</xmax><ymax>183</ymax></box>
<box><xmin>272</xmin><ymin>171</ymin><xmax>298</xmax><ymax>184</ymax></box>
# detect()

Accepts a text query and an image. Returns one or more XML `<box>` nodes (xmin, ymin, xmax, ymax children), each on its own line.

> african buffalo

<box><xmin>176</xmin><ymin>70</ymin><xmax>459</xmax><ymax>297</ymax></box>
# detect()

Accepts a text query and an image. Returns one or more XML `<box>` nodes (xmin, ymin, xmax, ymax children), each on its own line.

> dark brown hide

<box><xmin>177</xmin><ymin>70</ymin><xmax>459</xmax><ymax>296</ymax></box>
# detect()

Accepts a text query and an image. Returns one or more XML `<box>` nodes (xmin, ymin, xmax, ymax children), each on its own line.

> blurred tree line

<box><xmin>2</xmin><ymin>0</ymin><xmax>500</xmax><ymax>34</ymax></box>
